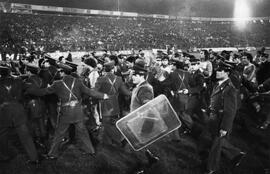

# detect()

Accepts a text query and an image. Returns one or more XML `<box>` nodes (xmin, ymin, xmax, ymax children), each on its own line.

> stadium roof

<box><xmin>9</xmin><ymin>0</ymin><xmax>270</xmax><ymax>17</ymax></box>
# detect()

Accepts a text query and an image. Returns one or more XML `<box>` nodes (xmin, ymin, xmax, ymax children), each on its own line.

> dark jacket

<box><xmin>188</xmin><ymin>70</ymin><xmax>205</xmax><ymax>95</ymax></box>
<box><xmin>256</xmin><ymin>61</ymin><xmax>270</xmax><ymax>85</ymax></box>
<box><xmin>0</xmin><ymin>76</ymin><xmax>27</xmax><ymax>127</ymax></box>
<box><xmin>130</xmin><ymin>81</ymin><xmax>154</xmax><ymax>112</ymax></box>
<box><xmin>0</xmin><ymin>76</ymin><xmax>24</xmax><ymax>105</ymax></box>
<box><xmin>169</xmin><ymin>69</ymin><xmax>191</xmax><ymax>91</ymax></box>
<box><xmin>95</xmin><ymin>72</ymin><xmax>131</xmax><ymax>117</ymax></box>
<box><xmin>209</xmin><ymin>79</ymin><xmax>237</xmax><ymax>134</ymax></box>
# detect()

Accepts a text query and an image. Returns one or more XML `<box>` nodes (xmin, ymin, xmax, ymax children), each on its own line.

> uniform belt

<box><xmin>176</xmin><ymin>90</ymin><xmax>188</xmax><ymax>94</ymax></box>
<box><xmin>62</xmin><ymin>100</ymin><xmax>79</xmax><ymax>107</ymax></box>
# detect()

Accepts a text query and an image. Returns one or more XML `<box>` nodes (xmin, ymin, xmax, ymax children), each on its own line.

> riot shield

<box><xmin>116</xmin><ymin>94</ymin><xmax>181</xmax><ymax>151</ymax></box>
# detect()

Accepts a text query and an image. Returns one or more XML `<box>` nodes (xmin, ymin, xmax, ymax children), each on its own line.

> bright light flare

<box><xmin>234</xmin><ymin>0</ymin><xmax>251</xmax><ymax>30</ymax></box>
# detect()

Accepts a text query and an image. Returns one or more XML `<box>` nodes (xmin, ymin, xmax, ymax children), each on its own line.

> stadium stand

<box><xmin>0</xmin><ymin>3</ymin><xmax>270</xmax><ymax>53</ymax></box>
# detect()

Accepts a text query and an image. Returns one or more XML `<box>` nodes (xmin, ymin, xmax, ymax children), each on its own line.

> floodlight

<box><xmin>234</xmin><ymin>0</ymin><xmax>251</xmax><ymax>30</ymax></box>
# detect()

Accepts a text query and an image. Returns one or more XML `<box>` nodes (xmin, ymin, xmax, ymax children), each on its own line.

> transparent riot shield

<box><xmin>116</xmin><ymin>94</ymin><xmax>181</xmax><ymax>151</ymax></box>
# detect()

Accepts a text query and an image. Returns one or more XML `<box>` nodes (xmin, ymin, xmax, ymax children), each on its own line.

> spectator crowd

<box><xmin>1</xmin><ymin>13</ymin><xmax>270</xmax><ymax>54</ymax></box>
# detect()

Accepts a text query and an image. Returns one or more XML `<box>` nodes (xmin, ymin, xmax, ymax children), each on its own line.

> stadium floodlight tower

<box><xmin>233</xmin><ymin>0</ymin><xmax>251</xmax><ymax>31</ymax></box>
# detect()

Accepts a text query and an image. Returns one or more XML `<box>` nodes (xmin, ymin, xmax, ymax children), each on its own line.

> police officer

<box><xmin>186</xmin><ymin>58</ymin><xmax>206</xmax><ymax>133</ymax></box>
<box><xmin>256</xmin><ymin>53</ymin><xmax>270</xmax><ymax>85</ymax></box>
<box><xmin>39</xmin><ymin>56</ymin><xmax>61</xmax><ymax>131</ymax></box>
<box><xmin>225</xmin><ymin>60</ymin><xmax>242</xmax><ymax>111</ymax></box>
<box><xmin>27</xmin><ymin>64</ymin><xmax>109</xmax><ymax>159</ymax></box>
<box><xmin>169</xmin><ymin>60</ymin><xmax>191</xmax><ymax>113</ymax></box>
<box><xmin>0</xmin><ymin>66</ymin><xmax>39</xmax><ymax>163</ymax></box>
<box><xmin>168</xmin><ymin>60</ymin><xmax>192</xmax><ymax>133</ymax></box>
<box><xmin>205</xmin><ymin>61</ymin><xmax>245</xmax><ymax>174</ymax></box>
<box><xmin>24</xmin><ymin>64</ymin><xmax>47</xmax><ymax>148</ymax></box>
<box><xmin>95</xmin><ymin>60</ymin><xmax>131</xmax><ymax>146</ymax></box>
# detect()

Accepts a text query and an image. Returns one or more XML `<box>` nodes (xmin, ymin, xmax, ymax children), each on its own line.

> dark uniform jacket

<box><xmin>256</xmin><ymin>61</ymin><xmax>270</xmax><ymax>85</ymax></box>
<box><xmin>27</xmin><ymin>75</ymin><xmax>105</xmax><ymax>123</ymax></box>
<box><xmin>186</xmin><ymin>70</ymin><xmax>205</xmax><ymax>117</ymax></box>
<box><xmin>188</xmin><ymin>70</ymin><xmax>204</xmax><ymax>95</ymax></box>
<box><xmin>0</xmin><ymin>76</ymin><xmax>24</xmax><ymax>105</ymax></box>
<box><xmin>0</xmin><ymin>76</ymin><xmax>27</xmax><ymax>127</ymax></box>
<box><xmin>168</xmin><ymin>69</ymin><xmax>191</xmax><ymax>112</ymax></box>
<box><xmin>209</xmin><ymin>79</ymin><xmax>237</xmax><ymax>134</ymax></box>
<box><xmin>25</xmin><ymin>74</ymin><xmax>45</xmax><ymax>96</ymax></box>
<box><xmin>169</xmin><ymin>69</ymin><xmax>191</xmax><ymax>92</ymax></box>
<box><xmin>259</xmin><ymin>77</ymin><xmax>270</xmax><ymax>92</ymax></box>
<box><xmin>24</xmin><ymin>74</ymin><xmax>46</xmax><ymax>119</ymax></box>
<box><xmin>95</xmin><ymin>72</ymin><xmax>131</xmax><ymax>117</ymax></box>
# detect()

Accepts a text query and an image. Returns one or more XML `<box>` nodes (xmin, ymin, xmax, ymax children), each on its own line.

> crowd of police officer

<box><xmin>0</xmin><ymin>48</ymin><xmax>270</xmax><ymax>173</ymax></box>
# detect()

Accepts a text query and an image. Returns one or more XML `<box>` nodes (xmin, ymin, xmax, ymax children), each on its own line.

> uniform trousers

<box><xmin>0</xmin><ymin>103</ymin><xmax>38</xmax><ymax>161</ymax></box>
<box><xmin>206</xmin><ymin>114</ymin><xmax>241</xmax><ymax>171</ymax></box>
<box><xmin>207</xmin><ymin>135</ymin><xmax>241</xmax><ymax>171</ymax></box>
<box><xmin>100</xmin><ymin>116</ymin><xmax>123</xmax><ymax>146</ymax></box>
<box><xmin>0</xmin><ymin>124</ymin><xmax>38</xmax><ymax>161</ymax></box>
<box><xmin>48</xmin><ymin>121</ymin><xmax>95</xmax><ymax>157</ymax></box>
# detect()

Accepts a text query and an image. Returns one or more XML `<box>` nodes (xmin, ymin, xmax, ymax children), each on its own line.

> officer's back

<box><xmin>0</xmin><ymin>73</ymin><xmax>24</xmax><ymax>105</ymax></box>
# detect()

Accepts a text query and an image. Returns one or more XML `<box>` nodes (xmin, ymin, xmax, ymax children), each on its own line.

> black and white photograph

<box><xmin>0</xmin><ymin>0</ymin><xmax>269</xmax><ymax>173</ymax></box>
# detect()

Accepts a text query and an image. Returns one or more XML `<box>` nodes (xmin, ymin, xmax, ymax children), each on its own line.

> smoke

<box><xmin>176</xmin><ymin>0</ymin><xmax>196</xmax><ymax>17</ymax></box>
<box><xmin>170</xmin><ymin>0</ymin><xmax>269</xmax><ymax>17</ymax></box>
<box><xmin>168</xmin><ymin>0</ymin><xmax>213</xmax><ymax>17</ymax></box>
<box><xmin>166</xmin><ymin>0</ymin><xmax>238</xmax><ymax>17</ymax></box>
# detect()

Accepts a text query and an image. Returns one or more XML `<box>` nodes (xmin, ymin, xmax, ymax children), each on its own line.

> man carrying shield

<box><xmin>126</xmin><ymin>59</ymin><xmax>160</xmax><ymax>174</ymax></box>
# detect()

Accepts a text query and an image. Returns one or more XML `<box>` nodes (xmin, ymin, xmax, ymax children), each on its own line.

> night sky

<box><xmin>8</xmin><ymin>0</ymin><xmax>270</xmax><ymax>17</ymax></box>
